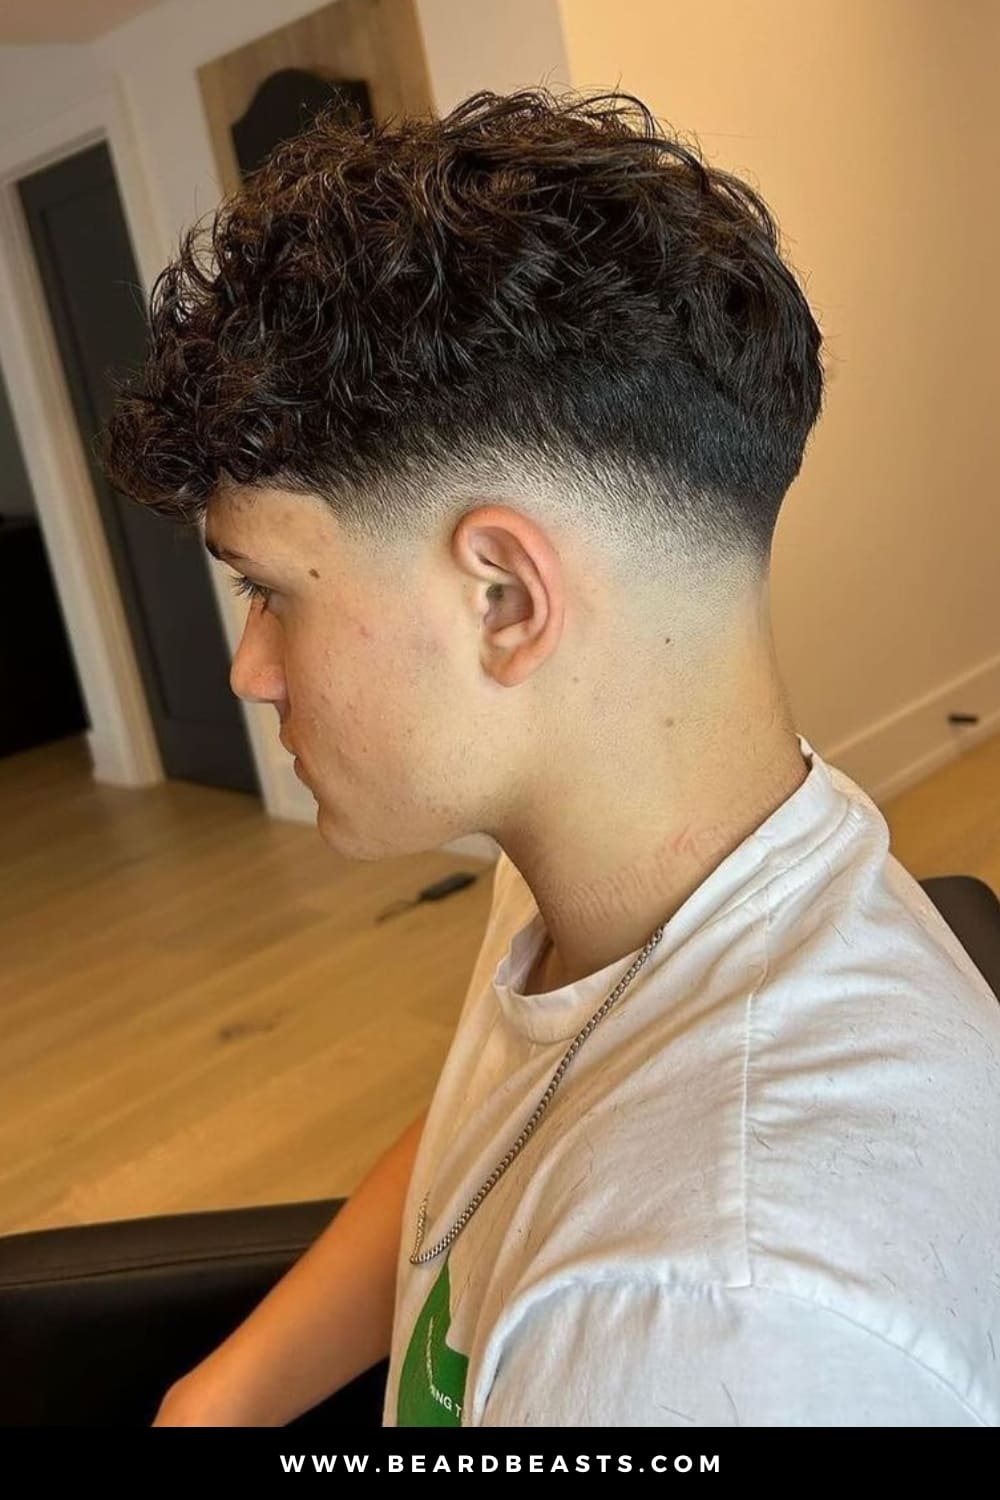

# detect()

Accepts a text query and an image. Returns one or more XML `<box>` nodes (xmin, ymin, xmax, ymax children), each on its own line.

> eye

<box><xmin>229</xmin><ymin>573</ymin><xmax>274</xmax><ymax>610</ymax></box>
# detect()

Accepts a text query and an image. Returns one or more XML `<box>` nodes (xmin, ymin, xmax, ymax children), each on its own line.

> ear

<box><xmin>450</xmin><ymin>504</ymin><xmax>566</xmax><ymax>688</ymax></box>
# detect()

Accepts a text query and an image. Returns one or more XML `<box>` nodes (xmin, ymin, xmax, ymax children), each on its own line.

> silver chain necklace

<box><xmin>409</xmin><ymin>919</ymin><xmax>668</xmax><ymax>1265</ymax></box>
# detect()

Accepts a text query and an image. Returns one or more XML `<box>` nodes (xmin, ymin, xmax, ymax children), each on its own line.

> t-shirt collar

<box><xmin>491</xmin><ymin>733</ymin><xmax>856</xmax><ymax>1044</ymax></box>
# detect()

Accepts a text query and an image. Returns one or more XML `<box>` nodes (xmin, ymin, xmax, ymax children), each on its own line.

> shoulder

<box><xmin>470</xmin><ymin>1277</ymin><xmax>991</xmax><ymax>1427</ymax></box>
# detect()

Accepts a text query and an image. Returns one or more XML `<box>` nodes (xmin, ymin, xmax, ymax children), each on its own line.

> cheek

<box><xmin>292</xmin><ymin>620</ymin><xmax>437</xmax><ymax>768</ymax></box>
<box><xmin>281</xmin><ymin>630</ymin><xmax>348</xmax><ymax>752</ymax></box>
<box><xmin>363</xmin><ymin>630</ymin><xmax>453</xmax><ymax>772</ymax></box>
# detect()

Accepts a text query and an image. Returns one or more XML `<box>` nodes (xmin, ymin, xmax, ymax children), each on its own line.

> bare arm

<box><xmin>155</xmin><ymin>1108</ymin><xmax>428</xmax><ymax>1426</ymax></box>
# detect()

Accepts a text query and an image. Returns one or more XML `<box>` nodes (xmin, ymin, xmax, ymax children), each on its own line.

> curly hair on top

<box><xmin>97</xmin><ymin>87</ymin><xmax>825</xmax><ymax>575</ymax></box>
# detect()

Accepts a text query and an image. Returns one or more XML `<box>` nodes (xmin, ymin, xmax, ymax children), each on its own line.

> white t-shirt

<box><xmin>383</xmin><ymin>732</ymin><xmax>1000</xmax><ymax>1426</ymax></box>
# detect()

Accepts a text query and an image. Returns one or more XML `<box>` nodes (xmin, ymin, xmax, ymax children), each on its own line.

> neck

<box><xmin>498</xmin><ymin>653</ymin><xmax>809</xmax><ymax>995</ymax></box>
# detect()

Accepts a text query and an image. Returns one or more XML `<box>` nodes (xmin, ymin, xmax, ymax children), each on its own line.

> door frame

<box><xmin>0</xmin><ymin>78</ymin><xmax>285</xmax><ymax>808</ymax></box>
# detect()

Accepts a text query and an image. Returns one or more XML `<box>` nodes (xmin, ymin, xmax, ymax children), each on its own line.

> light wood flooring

<box><xmin>1</xmin><ymin>729</ymin><xmax>997</xmax><ymax>1236</ymax></box>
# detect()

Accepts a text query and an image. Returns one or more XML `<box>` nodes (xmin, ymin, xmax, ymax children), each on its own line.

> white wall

<box><xmin>0</xmin><ymin>42</ymin><xmax>109</xmax><ymax>139</ymax></box>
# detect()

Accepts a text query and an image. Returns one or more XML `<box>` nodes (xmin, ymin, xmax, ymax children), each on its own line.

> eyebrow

<box><xmin>203</xmin><ymin>532</ymin><xmax>257</xmax><ymax>565</ymax></box>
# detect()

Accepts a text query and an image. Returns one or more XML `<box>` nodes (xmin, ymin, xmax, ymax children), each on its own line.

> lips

<box><xmin>281</xmin><ymin>732</ymin><xmax>310</xmax><ymax>784</ymax></box>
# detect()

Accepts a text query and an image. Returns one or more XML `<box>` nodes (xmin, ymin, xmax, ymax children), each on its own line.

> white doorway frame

<box><xmin>0</xmin><ymin>76</ymin><xmax>285</xmax><ymax>807</ymax></box>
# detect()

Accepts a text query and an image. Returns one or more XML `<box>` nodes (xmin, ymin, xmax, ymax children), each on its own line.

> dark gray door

<box><xmin>18</xmin><ymin>141</ymin><xmax>259</xmax><ymax>795</ymax></box>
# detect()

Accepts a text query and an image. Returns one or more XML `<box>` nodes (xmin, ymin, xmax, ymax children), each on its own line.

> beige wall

<box><xmin>558</xmin><ymin>0</ymin><xmax>1000</xmax><ymax>794</ymax></box>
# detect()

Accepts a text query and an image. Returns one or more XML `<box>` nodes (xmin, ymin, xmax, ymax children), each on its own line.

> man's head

<box><xmin>99</xmin><ymin>87</ymin><xmax>824</xmax><ymax>871</ymax></box>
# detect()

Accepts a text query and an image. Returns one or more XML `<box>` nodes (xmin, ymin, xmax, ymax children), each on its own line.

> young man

<box><xmin>99</xmin><ymin>88</ymin><xmax>1000</xmax><ymax>1427</ymax></box>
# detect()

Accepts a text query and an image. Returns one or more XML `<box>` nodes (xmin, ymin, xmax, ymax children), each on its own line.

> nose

<box><xmin>229</xmin><ymin>607</ymin><xmax>286</xmax><ymax>706</ymax></box>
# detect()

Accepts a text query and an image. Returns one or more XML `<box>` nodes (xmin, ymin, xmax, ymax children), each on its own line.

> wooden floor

<box><xmin>1</xmin><ymin>729</ymin><xmax>998</xmax><ymax>1237</ymax></box>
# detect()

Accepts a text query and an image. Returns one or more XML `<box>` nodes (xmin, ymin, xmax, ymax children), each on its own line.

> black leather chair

<box><xmin>2</xmin><ymin>874</ymin><xmax>998</xmax><ymax>1428</ymax></box>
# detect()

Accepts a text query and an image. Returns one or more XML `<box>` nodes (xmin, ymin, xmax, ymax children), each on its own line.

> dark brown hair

<box><xmin>97</xmin><ymin>87</ymin><xmax>824</xmax><ymax>579</ymax></box>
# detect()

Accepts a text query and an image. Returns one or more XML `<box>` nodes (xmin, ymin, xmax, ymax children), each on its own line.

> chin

<box><xmin>315</xmin><ymin>802</ymin><xmax>350</xmax><ymax>852</ymax></box>
<box><xmin>315</xmin><ymin>803</ymin><xmax>427</xmax><ymax>864</ymax></box>
<box><xmin>317</xmin><ymin>822</ymin><xmax>382</xmax><ymax>863</ymax></box>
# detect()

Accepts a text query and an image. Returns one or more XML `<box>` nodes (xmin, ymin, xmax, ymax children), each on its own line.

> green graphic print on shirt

<box><xmin>396</xmin><ymin>1253</ymin><xmax>469</xmax><ymax>1426</ymax></box>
